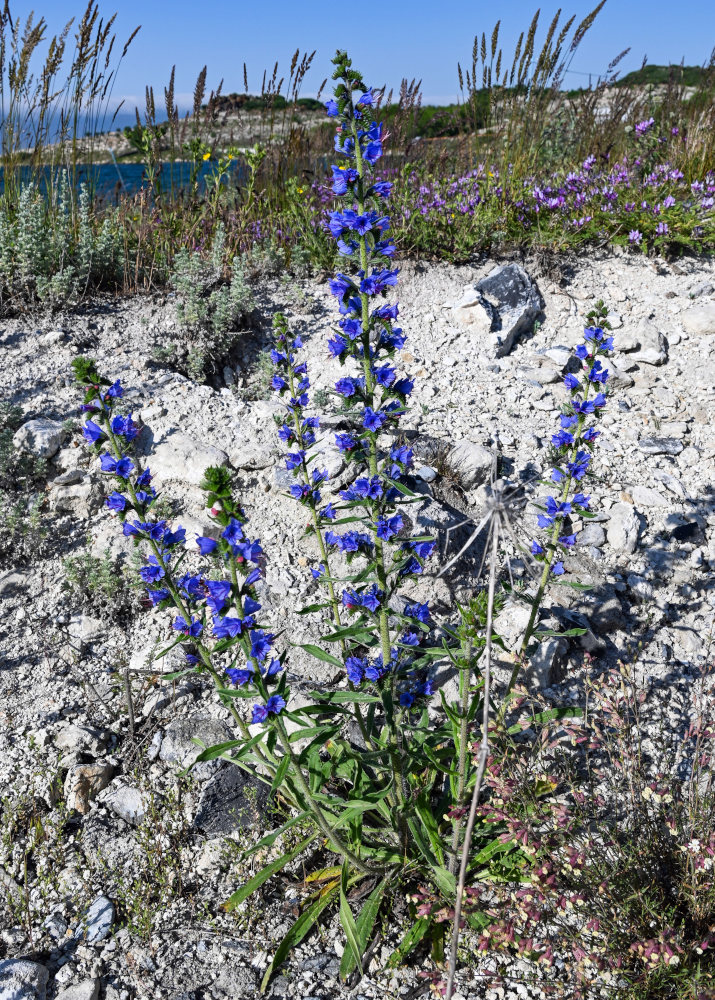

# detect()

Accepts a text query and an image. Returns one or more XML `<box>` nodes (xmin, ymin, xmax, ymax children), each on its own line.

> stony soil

<box><xmin>1</xmin><ymin>248</ymin><xmax>714</xmax><ymax>1000</ymax></box>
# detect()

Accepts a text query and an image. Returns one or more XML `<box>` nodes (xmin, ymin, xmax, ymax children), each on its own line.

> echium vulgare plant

<box><xmin>73</xmin><ymin>56</ymin><xmax>616</xmax><ymax>994</ymax></box>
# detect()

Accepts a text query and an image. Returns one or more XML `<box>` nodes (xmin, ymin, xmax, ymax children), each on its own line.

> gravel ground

<box><xmin>1</xmin><ymin>248</ymin><xmax>714</xmax><ymax>1000</ymax></box>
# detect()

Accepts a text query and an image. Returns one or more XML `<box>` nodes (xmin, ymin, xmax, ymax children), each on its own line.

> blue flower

<box><xmin>335</xmin><ymin>432</ymin><xmax>359</xmax><ymax>453</ymax></box>
<box><xmin>552</xmin><ymin>430</ymin><xmax>574</xmax><ymax>449</ymax></box>
<box><xmin>375</xmin><ymin>514</ymin><xmax>403</xmax><ymax>540</ymax></box>
<box><xmin>251</xmin><ymin>694</ymin><xmax>286</xmax><ymax>724</ymax></box>
<box><xmin>110</xmin><ymin>414</ymin><xmax>139</xmax><ymax>440</ymax></box>
<box><xmin>311</xmin><ymin>563</ymin><xmax>326</xmax><ymax>579</ymax></box>
<box><xmin>205</xmin><ymin>580</ymin><xmax>231</xmax><ymax>613</ymax></box>
<box><xmin>99</xmin><ymin>453</ymin><xmax>134</xmax><ymax>479</ymax></box>
<box><xmin>573</xmin><ymin>493</ymin><xmax>590</xmax><ymax>509</ymax></box>
<box><xmin>173</xmin><ymin>616</ymin><xmax>203</xmax><ymax>637</ymax></box>
<box><xmin>244</xmin><ymin>596</ymin><xmax>262</xmax><ymax>615</ymax></box>
<box><xmin>196</xmin><ymin>535</ymin><xmax>218</xmax><ymax>555</ymax></box>
<box><xmin>564</xmin><ymin>374</ymin><xmax>580</xmax><ymax>391</ymax></box>
<box><xmin>399</xmin><ymin>691</ymin><xmax>415</xmax><ymax>708</ymax></box>
<box><xmin>136</xmin><ymin>468</ymin><xmax>152</xmax><ymax>488</ymax></box>
<box><xmin>271</xmin><ymin>375</ymin><xmax>288</xmax><ymax>392</ymax></box>
<box><xmin>285</xmin><ymin>450</ymin><xmax>305</xmax><ymax>471</ymax></box>
<box><xmin>83</xmin><ymin>419</ymin><xmax>103</xmax><ymax>444</ymax></box>
<box><xmin>227</xmin><ymin>667</ymin><xmax>254</xmax><ymax>686</ymax></box>
<box><xmin>106</xmin><ymin>380</ymin><xmax>123</xmax><ymax>398</ymax></box>
<box><xmin>346</xmin><ymin>656</ymin><xmax>366</xmax><ymax>683</ymax></box>
<box><xmin>531</xmin><ymin>540</ymin><xmax>545</xmax><ymax>556</ymax></box>
<box><xmin>106</xmin><ymin>491</ymin><xmax>126</xmax><ymax>512</ymax></box>
<box><xmin>325</xmin><ymin>98</ymin><xmax>339</xmax><ymax>117</ymax></box>
<box><xmin>222</xmin><ymin>518</ymin><xmax>244</xmax><ymax>545</ymax></box>
<box><xmin>139</xmin><ymin>557</ymin><xmax>165</xmax><ymax>584</ymax></box>
<box><xmin>409</xmin><ymin>539</ymin><xmax>435</xmax><ymax>559</ymax></box>
<box><xmin>363</xmin><ymin>407</ymin><xmax>387</xmax><ymax>432</ymax></box>
<box><xmin>551</xmin><ymin>562</ymin><xmax>565</xmax><ymax>576</ymax></box>
<box><xmin>163</xmin><ymin>526</ymin><xmax>186</xmax><ymax>548</ymax></box>
<box><xmin>146</xmin><ymin>588</ymin><xmax>169</xmax><ymax>606</ymax></box>
<box><xmin>566</xmin><ymin>450</ymin><xmax>591</xmax><ymax>480</ymax></box>
<box><xmin>250</xmin><ymin>630</ymin><xmax>274</xmax><ymax>662</ymax></box>
<box><xmin>213</xmin><ymin>616</ymin><xmax>251</xmax><ymax>638</ymax></box>
<box><xmin>559</xmin><ymin>534</ymin><xmax>577</xmax><ymax>547</ymax></box>
<box><xmin>321</xmin><ymin>503</ymin><xmax>337</xmax><ymax>521</ymax></box>
<box><xmin>335</xmin><ymin>376</ymin><xmax>359</xmax><ymax>397</ymax></box>
<box><xmin>327</xmin><ymin>334</ymin><xmax>348</xmax><ymax>358</ymax></box>
<box><xmin>340</xmin><ymin>476</ymin><xmax>383</xmax><ymax>501</ymax></box>
<box><xmin>404</xmin><ymin>601</ymin><xmax>430</xmax><ymax>623</ymax></box>
<box><xmin>342</xmin><ymin>584</ymin><xmax>383</xmax><ymax>613</ymax></box>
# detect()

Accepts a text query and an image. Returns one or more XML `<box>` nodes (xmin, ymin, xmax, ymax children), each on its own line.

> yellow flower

<box><xmin>203</xmin><ymin>152</ymin><xmax>211</xmax><ymax>161</ymax></box>
<box><xmin>297</xmin><ymin>186</ymin><xmax>304</xmax><ymax>194</ymax></box>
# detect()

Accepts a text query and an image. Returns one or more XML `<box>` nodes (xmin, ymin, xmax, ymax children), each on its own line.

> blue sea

<box><xmin>0</xmin><ymin>159</ymin><xmax>247</xmax><ymax>201</ymax></box>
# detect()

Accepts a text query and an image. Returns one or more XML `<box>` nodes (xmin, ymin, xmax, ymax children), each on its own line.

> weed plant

<box><xmin>0</xmin><ymin>402</ymin><xmax>48</xmax><ymax>564</ymax></box>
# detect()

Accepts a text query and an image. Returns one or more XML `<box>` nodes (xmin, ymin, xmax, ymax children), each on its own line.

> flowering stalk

<box><xmin>72</xmin><ymin>359</ymin><xmax>286</xmax><ymax>757</ymax></box>
<box><xmin>74</xmin><ymin>359</ymin><xmax>379</xmax><ymax>871</ymax></box>
<box><xmin>507</xmin><ymin>307</ymin><xmax>614</xmax><ymax>694</ymax></box>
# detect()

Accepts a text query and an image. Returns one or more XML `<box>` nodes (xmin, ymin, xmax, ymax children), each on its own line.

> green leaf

<box><xmin>260</xmin><ymin>882</ymin><xmax>340</xmax><ymax>992</ymax></box>
<box><xmin>534</xmin><ymin>628</ymin><xmax>587</xmax><ymax>638</ymax></box>
<box><xmin>339</xmin><ymin>874</ymin><xmax>389</xmax><ymax>980</ymax></box>
<box><xmin>297</xmin><ymin>602</ymin><xmax>332</xmax><ymax>615</ymax></box>
<box><xmin>190</xmin><ymin>731</ymin><xmax>265</xmax><ymax>763</ymax></box>
<box><xmin>312</xmin><ymin>690</ymin><xmax>382</xmax><ymax>704</ymax></box>
<box><xmin>386</xmin><ymin>917</ymin><xmax>430</xmax><ymax>968</ymax></box>
<box><xmin>295</xmin><ymin>644</ymin><xmax>344</xmax><ymax>668</ymax></box>
<box><xmin>224</xmin><ymin>832</ymin><xmax>317</xmax><ymax>911</ymax></box>
<box><xmin>339</xmin><ymin>861</ymin><xmax>363</xmax><ymax>978</ymax></box>
<box><xmin>323</xmin><ymin>624</ymin><xmax>375</xmax><ymax>643</ymax></box>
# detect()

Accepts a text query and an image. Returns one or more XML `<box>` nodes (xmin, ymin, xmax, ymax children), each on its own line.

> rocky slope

<box><xmin>1</xmin><ymin>249</ymin><xmax>714</xmax><ymax>1000</ymax></box>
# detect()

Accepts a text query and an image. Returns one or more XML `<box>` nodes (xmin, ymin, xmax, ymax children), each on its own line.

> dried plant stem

<box><xmin>445</xmin><ymin>522</ymin><xmax>499</xmax><ymax>1000</ymax></box>
<box><xmin>449</xmin><ymin>637</ymin><xmax>474</xmax><ymax>876</ymax></box>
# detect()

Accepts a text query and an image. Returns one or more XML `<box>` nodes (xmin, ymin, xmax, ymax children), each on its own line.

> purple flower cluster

<box><xmin>531</xmin><ymin>322</ymin><xmax>614</xmax><ymax>576</ymax></box>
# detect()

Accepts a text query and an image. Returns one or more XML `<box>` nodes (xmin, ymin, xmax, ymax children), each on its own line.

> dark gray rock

<box><xmin>453</xmin><ymin>263</ymin><xmax>543</xmax><ymax>356</ymax></box>
<box><xmin>638</xmin><ymin>437</ymin><xmax>684</xmax><ymax>456</ymax></box>
<box><xmin>193</xmin><ymin>764</ymin><xmax>269</xmax><ymax>835</ymax></box>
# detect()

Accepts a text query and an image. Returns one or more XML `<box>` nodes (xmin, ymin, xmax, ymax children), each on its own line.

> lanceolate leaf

<box><xmin>385</xmin><ymin>917</ymin><xmax>430</xmax><ymax>968</ymax></box>
<box><xmin>260</xmin><ymin>882</ymin><xmax>340</xmax><ymax>992</ymax></box>
<box><xmin>339</xmin><ymin>861</ymin><xmax>363</xmax><ymax>978</ymax></box>
<box><xmin>223</xmin><ymin>832</ymin><xmax>317</xmax><ymax>911</ymax></box>
<box><xmin>339</xmin><ymin>875</ymin><xmax>390</xmax><ymax>980</ymax></box>
<box><xmin>295</xmin><ymin>643</ymin><xmax>344</xmax><ymax>667</ymax></box>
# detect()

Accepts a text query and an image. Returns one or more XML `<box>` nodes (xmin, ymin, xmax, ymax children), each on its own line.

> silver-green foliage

<box><xmin>0</xmin><ymin>177</ymin><xmax>123</xmax><ymax>309</ymax></box>
<box><xmin>170</xmin><ymin>225</ymin><xmax>254</xmax><ymax>380</ymax></box>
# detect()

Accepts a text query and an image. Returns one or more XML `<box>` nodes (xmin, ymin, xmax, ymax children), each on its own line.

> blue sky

<box><xmin>10</xmin><ymin>0</ymin><xmax>715</xmax><ymax>111</ymax></box>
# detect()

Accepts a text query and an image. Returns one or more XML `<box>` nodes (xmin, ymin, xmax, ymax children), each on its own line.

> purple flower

<box><xmin>196</xmin><ymin>535</ymin><xmax>218</xmax><ymax>555</ymax></box>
